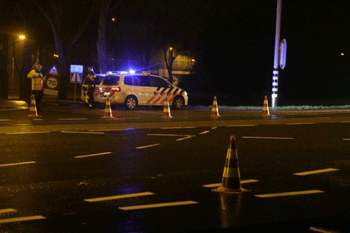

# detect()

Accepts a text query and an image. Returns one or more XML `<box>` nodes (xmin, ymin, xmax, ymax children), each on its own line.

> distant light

<box><xmin>111</xmin><ymin>18</ymin><xmax>116</xmax><ymax>22</ymax></box>
<box><xmin>129</xmin><ymin>69</ymin><xmax>135</xmax><ymax>74</ymax></box>
<box><xmin>340</xmin><ymin>53</ymin><xmax>344</xmax><ymax>56</ymax></box>
<box><xmin>169</xmin><ymin>47</ymin><xmax>173</xmax><ymax>51</ymax></box>
<box><xmin>53</xmin><ymin>54</ymin><xmax>59</xmax><ymax>58</ymax></box>
<box><xmin>191</xmin><ymin>59</ymin><xmax>195</xmax><ymax>62</ymax></box>
<box><xmin>18</xmin><ymin>34</ymin><xmax>25</xmax><ymax>40</ymax></box>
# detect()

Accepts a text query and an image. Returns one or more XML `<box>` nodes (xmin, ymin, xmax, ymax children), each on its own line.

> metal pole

<box><xmin>271</xmin><ymin>0</ymin><xmax>282</xmax><ymax>108</ymax></box>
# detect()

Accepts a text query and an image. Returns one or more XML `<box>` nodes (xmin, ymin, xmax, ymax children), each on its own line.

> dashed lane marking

<box><xmin>160</xmin><ymin>127</ymin><xmax>196</xmax><ymax>129</ymax></box>
<box><xmin>84</xmin><ymin>192</ymin><xmax>155</xmax><ymax>202</ymax></box>
<box><xmin>284</xmin><ymin>122</ymin><xmax>316</xmax><ymax>125</ymax></box>
<box><xmin>226</xmin><ymin>124</ymin><xmax>257</xmax><ymax>127</ymax></box>
<box><xmin>0</xmin><ymin>161</ymin><xmax>36</xmax><ymax>167</ymax></box>
<box><xmin>293</xmin><ymin>168</ymin><xmax>339</xmax><ymax>176</ymax></box>
<box><xmin>0</xmin><ymin>208</ymin><xmax>17</xmax><ymax>214</ymax></box>
<box><xmin>148</xmin><ymin>133</ymin><xmax>196</xmax><ymax>141</ymax></box>
<box><xmin>58</xmin><ymin>118</ymin><xmax>88</xmax><ymax>121</ymax></box>
<box><xmin>61</xmin><ymin>131</ymin><xmax>105</xmax><ymax>134</ymax></box>
<box><xmin>0</xmin><ymin>215</ymin><xmax>46</xmax><ymax>224</ymax></box>
<box><xmin>242</xmin><ymin>136</ymin><xmax>294</xmax><ymax>140</ymax></box>
<box><xmin>74</xmin><ymin>152</ymin><xmax>112</xmax><ymax>159</ymax></box>
<box><xmin>202</xmin><ymin>179</ymin><xmax>259</xmax><ymax>188</ymax></box>
<box><xmin>137</xmin><ymin>143</ymin><xmax>160</xmax><ymax>149</ymax></box>
<box><xmin>119</xmin><ymin>200</ymin><xmax>198</xmax><ymax>211</ymax></box>
<box><xmin>5</xmin><ymin>131</ymin><xmax>50</xmax><ymax>135</ymax></box>
<box><xmin>255</xmin><ymin>190</ymin><xmax>325</xmax><ymax>198</ymax></box>
<box><xmin>199</xmin><ymin>130</ymin><xmax>210</xmax><ymax>135</ymax></box>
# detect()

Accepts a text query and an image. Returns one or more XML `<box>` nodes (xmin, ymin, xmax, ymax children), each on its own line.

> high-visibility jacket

<box><xmin>27</xmin><ymin>69</ymin><xmax>45</xmax><ymax>90</ymax></box>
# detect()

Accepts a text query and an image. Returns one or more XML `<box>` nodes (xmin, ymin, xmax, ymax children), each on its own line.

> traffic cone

<box><xmin>262</xmin><ymin>95</ymin><xmax>270</xmax><ymax>116</ymax></box>
<box><xmin>162</xmin><ymin>98</ymin><xmax>172</xmax><ymax>118</ymax></box>
<box><xmin>212</xmin><ymin>136</ymin><xmax>248</xmax><ymax>194</ymax></box>
<box><xmin>102</xmin><ymin>96</ymin><xmax>114</xmax><ymax>118</ymax></box>
<box><xmin>28</xmin><ymin>94</ymin><xmax>40</xmax><ymax>117</ymax></box>
<box><xmin>211</xmin><ymin>96</ymin><xmax>220</xmax><ymax>118</ymax></box>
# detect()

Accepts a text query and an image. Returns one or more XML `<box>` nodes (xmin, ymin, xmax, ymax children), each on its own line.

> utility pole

<box><xmin>271</xmin><ymin>0</ymin><xmax>282</xmax><ymax>108</ymax></box>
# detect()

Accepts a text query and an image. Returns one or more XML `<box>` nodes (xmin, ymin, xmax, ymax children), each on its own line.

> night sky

<box><xmin>1</xmin><ymin>0</ymin><xmax>350</xmax><ymax>105</ymax></box>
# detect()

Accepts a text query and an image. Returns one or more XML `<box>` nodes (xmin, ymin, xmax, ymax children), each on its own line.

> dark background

<box><xmin>1</xmin><ymin>0</ymin><xmax>350</xmax><ymax>105</ymax></box>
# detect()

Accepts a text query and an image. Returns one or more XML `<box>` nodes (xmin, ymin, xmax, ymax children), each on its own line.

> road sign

<box><xmin>70</xmin><ymin>64</ymin><xmax>83</xmax><ymax>84</ymax></box>
<box><xmin>279</xmin><ymin>38</ymin><xmax>287</xmax><ymax>70</ymax></box>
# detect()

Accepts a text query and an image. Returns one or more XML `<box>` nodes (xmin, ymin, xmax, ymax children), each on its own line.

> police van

<box><xmin>98</xmin><ymin>72</ymin><xmax>188</xmax><ymax>110</ymax></box>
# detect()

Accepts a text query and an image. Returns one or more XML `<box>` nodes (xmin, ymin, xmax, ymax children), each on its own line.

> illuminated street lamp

<box><xmin>18</xmin><ymin>34</ymin><xmax>26</xmax><ymax>40</ymax></box>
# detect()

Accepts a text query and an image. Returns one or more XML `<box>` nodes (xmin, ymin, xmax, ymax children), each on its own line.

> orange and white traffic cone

<box><xmin>211</xmin><ymin>96</ymin><xmax>220</xmax><ymax>118</ymax></box>
<box><xmin>162</xmin><ymin>98</ymin><xmax>172</xmax><ymax>118</ymax></box>
<box><xmin>262</xmin><ymin>95</ymin><xmax>270</xmax><ymax>116</ymax></box>
<box><xmin>28</xmin><ymin>94</ymin><xmax>40</xmax><ymax>117</ymax></box>
<box><xmin>102</xmin><ymin>96</ymin><xmax>114</xmax><ymax>118</ymax></box>
<box><xmin>212</xmin><ymin>136</ymin><xmax>248</xmax><ymax>194</ymax></box>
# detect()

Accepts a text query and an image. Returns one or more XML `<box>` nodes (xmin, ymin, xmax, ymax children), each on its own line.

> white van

<box><xmin>98</xmin><ymin>72</ymin><xmax>188</xmax><ymax>110</ymax></box>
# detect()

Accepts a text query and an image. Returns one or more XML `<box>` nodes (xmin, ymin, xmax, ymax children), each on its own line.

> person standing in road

<box><xmin>27</xmin><ymin>63</ymin><xmax>45</xmax><ymax>111</ymax></box>
<box><xmin>83</xmin><ymin>65</ymin><xmax>96</xmax><ymax>108</ymax></box>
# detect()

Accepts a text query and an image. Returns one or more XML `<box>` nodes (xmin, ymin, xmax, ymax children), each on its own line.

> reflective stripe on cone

<box><xmin>212</xmin><ymin>136</ymin><xmax>249</xmax><ymax>194</ymax></box>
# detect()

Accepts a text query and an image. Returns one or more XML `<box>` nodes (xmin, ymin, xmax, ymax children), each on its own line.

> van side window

<box><xmin>124</xmin><ymin>76</ymin><xmax>132</xmax><ymax>85</ymax></box>
<box><xmin>149</xmin><ymin>76</ymin><xmax>169</xmax><ymax>87</ymax></box>
<box><xmin>138</xmin><ymin>76</ymin><xmax>150</xmax><ymax>86</ymax></box>
<box><xmin>103</xmin><ymin>76</ymin><xmax>119</xmax><ymax>85</ymax></box>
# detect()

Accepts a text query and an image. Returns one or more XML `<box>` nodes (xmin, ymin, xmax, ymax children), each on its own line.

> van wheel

<box><xmin>125</xmin><ymin>96</ymin><xmax>137</xmax><ymax>110</ymax></box>
<box><xmin>173</xmin><ymin>96</ymin><xmax>184</xmax><ymax>110</ymax></box>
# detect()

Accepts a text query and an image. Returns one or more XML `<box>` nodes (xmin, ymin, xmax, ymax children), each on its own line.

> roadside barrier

<box><xmin>262</xmin><ymin>95</ymin><xmax>270</xmax><ymax>116</ymax></box>
<box><xmin>102</xmin><ymin>96</ymin><xmax>114</xmax><ymax>118</ymax></box>
<box><xmin>162</xmin><ymin>98</ymin><xmax>172</xmax><ymax>118</ymax></box>
<box><xmin>211</xmin><ymin>96</ymin><xmax>220</xmax><ymax>118</ymax></box>
<box><xmin>28</xmin><ymin>94</ymin><xmax>40</xmax><ymax>117</ymax></box>
<box><xmin>212</xmin><ymin>136</ymin><xmax>248</xmax><ymax>194</ymax></box>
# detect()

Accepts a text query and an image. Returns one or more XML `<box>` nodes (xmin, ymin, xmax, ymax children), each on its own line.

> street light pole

<box><xmin>271</xmin><ymin>0</ymin><xmax>282</xmax><ymax>108</ymax></box>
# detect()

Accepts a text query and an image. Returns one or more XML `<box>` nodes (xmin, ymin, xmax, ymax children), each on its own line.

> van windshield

<box><xmin>102</xmin><ymin>76</ymin><xmax>120</xmax><ymax>85</ymax></box>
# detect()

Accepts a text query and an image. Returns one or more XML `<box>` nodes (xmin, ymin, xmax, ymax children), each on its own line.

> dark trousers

<box><xmin>32</xmin><ymin>90</ymin><xmax>43</xmax><ymax>111</ymax></box>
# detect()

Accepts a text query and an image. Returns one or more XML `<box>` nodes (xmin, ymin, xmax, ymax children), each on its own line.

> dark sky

<box><xmin>2</xmin><ymin>0</ymin><xmax>350</xmax><ymax>103</ymax></box>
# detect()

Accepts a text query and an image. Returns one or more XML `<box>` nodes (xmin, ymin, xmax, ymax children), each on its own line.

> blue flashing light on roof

<box><xmin>129</xmin><ymin>69</ymin><xmax>135</xmax><ymax>75</ymax></box>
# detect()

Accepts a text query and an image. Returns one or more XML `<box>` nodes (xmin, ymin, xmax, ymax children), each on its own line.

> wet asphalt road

<box><xmin>0</xmin><ymin>102</ymin><xmax>350</xmax><ymax>232</ymax></box>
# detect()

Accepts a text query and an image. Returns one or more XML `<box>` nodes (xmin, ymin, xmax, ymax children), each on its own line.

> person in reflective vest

<box><xmin>83</xmin><ymin>65</ymin><xmax>96</xmax><ymax>108</ymax></box>
<box><xmin>27</xmin><ymin>64</ymin><xmax>45</xmax><ymax>111</ymax></box>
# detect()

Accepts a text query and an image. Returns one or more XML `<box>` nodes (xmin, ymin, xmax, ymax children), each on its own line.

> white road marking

<box><xmin>202</xmin><ymin>179</ymin><xmax>259</xmax><ymax>188</ymax></box>
<box><xmin>61</xmin><ymin>131</ymin><xmax>104</xmax><ymax>134</ymax></box>
<box><xmin>226</xmin><ymin>124</ymin><xmax>257</xmax><ymax>127</ymax></box>
<box><xmin>199</xmin><ymin>130</ymin><xmax>210</xmax><ymax>135</ymax></box>
<box><xmin>137</xmin><ymin>144</ymin><xmax>160</xmax><ymax>149</ymax></box>
<box><xmin>32</xmin><ymin>119</ymin><xmax>42</xmax><ymax>121</ymax></box>
<box><xmin>148</xmin><ymin>133</ymin><xmax>196</xmax><ymax>141</ymax></box>
<box><xmin>343</xmin><ymin>138</ymin><xmax>350</xmax><ymax>141</ymax></box>
<box><xmin>309</xmin><ymin>226</ymin><xmax>339</xmax><ymax>233</ymax></box>
<box><xmin>255</xmin><ymin>190</ymin><xmax>324</xmax><ymax>198</ymax></box>
<box><xmin>0</xmin><ymin>119</ymin><xmax>10</xmax><ymax>122</ymax></box>
<box><xmin>341</xmin><ymin>121</ymin><xmax>350</xmax><ymax>123</ymax></box>
<box><xmin>284</xmin><ymin>122</ymin><xmax>316</xmax><ymax>125</ymax></box>
<box><xmin>160</xmin><ymin>127</ymin><xmax>196</xmax><ymax>129</ymax></box>
<box><xmin>242</xmin><ymin>136</ymin><xmax>294</xmax><ymax>140</ymax></box>
<box><xmin>0</xmin><ymin>161</ymin><xmax>36</xmax><ymax>167</ymax></box>
<box><xmin>89</xmin><ymin>128</ymin><xmax>135</xmax><ymax>132</ymax></box>
<box><xmin>58</xmin><ymin>118</ymin><xmax>87</xmax><ymax>121</ymax></box>
<box><xmin>211</xmin><ymin>126</ymin><xmax>218</xmax><ymax>130</ymax></box>
<box><xmin>119</xmin><ymin>200</ymin><xmax>198</xmax><ymax>211</ymax></box>
<box><xmin>293</xmin><ymin>168</ymin><xmax>339</xmax><ymax>176</ymax></box>
<box><xmin>84</xmin><ymin>192</ymin><xmax>155</xmax><ymax>202</ymax></box>
<box><xmin>176</xmin><ymin>136</ymin><xmax>195</xmax><ymax>141</ymax></box>
<box><xmin>137</xmin><ymin>111</ymin><xmax>163</xmax><ymax>115</ymax></box>
<box><xmin>74</xmin><ymin>152</ymin><xmax>112</xmax><ymax>159</ymax></box>
<box><xmin>6</xmin><ymin>131</ymin><xmax>50</xmax><ymax>135</ymax></box>
<box><xmin>0</xmin><ymin>215</ymin><xmax>46</xmax><ymax>224</ymax></box>
<box><xmin>0</xmin><ymin>208</ymin><xmax>17</xmax><ymax>214</ymax></box>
